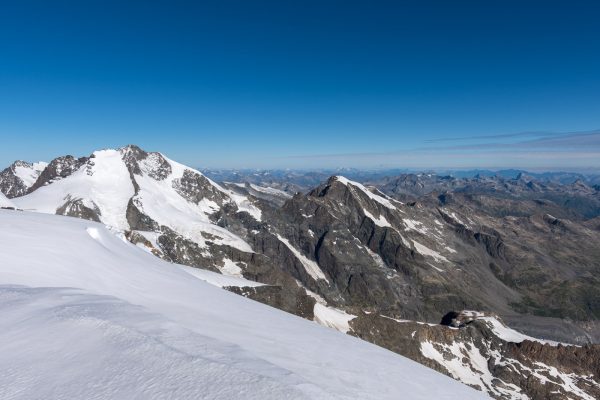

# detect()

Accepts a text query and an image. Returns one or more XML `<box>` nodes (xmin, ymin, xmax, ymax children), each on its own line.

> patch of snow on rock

<box><xmin>335</xmin><ymin>176</ymin><xmax>396</xmax><ymax>210</ymax></box>
<box><xmin>363</xmin><ymin>209</ymin><xmax>392</xmax><ymax>227</ymax></box>
<box><xmin>218</xmin><ymin>259</ymin><xmax>245</xmax><ymax>278</ymax></box>
<box><xmin>403</xmin><ymin>218</ymin><xmax>429</xmax><ymax>235</ymax></box>
<box><xmin>313</xmin><ymin>303</ymin><xmax>356</xmax><ymax>334</ymax></box>
<box><xmin>226</xmin><ymin>189</ymin><xmax>262</xmax><ymax>221</ymax></box>
<box><xmin>479</xmin><ymin>317</ymin><xmax>561</xmax><ymax>346</ymax></box>
<box><xmin>276</xmin><ymin>234</ymin><xmax>329</xmax><ymax>283</ymax></box>
<box><xmin>412</xmin><ymin>240</ymin><xmax>449</xmax><ymax>263</ymax></box>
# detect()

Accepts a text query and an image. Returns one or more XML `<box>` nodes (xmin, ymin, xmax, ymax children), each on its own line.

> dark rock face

<box><xmin>119</xmin><ymin>145</ymin><xmax>149</xmax><ymax>176</ymax></box>
<box><xmin>173</xmin><ymin>169</ymin><xmax>229</xmax><ymax>206</ymax></box>
<box><xmin>156</xmin><ymin>227</ymin><xmax>221</xmax><ymax>273</ymax></box>
<box><xmin>126</xmin><ymin>198</ymin><xmax>160</xmax><ymax>231</ymax></box>
<box><xmin>56</xmin><ymin>197</ymin><xmax>101</xmax><ymax>222</ymax></box>
<box><xmin>226</xmin><ymin>285</ymin><xmax>316</xmax><ymax>319</ymax></box>
<box><xmin>124</xmin><ymin>230</ymin><xmax>164</xmax><ymax>258</ymax></box>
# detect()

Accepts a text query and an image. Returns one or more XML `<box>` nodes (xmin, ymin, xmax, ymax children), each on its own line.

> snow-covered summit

<box><xmin>0</xmin><ymin>210</ymin><xmax>488</xmax><ymax>400</ymax></box>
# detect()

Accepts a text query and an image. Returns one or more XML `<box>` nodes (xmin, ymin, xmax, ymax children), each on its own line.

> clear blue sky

<box><xmin>1</xmin><ymin>1</ymin><xmax>599</xmax><ymax>170</ymax></box>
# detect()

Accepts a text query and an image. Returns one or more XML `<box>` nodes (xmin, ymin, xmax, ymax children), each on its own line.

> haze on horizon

<box><xmin>1</xmin><ymin>1</ymin><xmax>599</xmax><ymax>171</ymax></box>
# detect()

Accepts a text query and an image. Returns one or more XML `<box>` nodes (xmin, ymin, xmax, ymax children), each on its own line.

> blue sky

<box><xmin>1</xmin><ymin>1</ymin><xmax>599</xmax><ymax>170</ymax></box>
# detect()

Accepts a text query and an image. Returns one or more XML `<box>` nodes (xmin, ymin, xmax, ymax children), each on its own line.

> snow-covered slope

<box><xmin>0</xmin><ymin>192</ymin><xmax>14</xmax><ymax>208</ymax></box>
<box><xmin>0</xmin><ymin>210</ymin><xmax>487</xmax><ymax>400</ymax></box>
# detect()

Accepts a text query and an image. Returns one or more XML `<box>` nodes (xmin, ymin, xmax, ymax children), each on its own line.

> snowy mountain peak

<box><xmin>10</xmin><ymin>145</ymin><xmax>260</xmax><ymax>264</ymax></box>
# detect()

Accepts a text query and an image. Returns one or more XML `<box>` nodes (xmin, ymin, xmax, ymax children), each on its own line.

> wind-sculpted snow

<box><xmin>0</xmin><ymin>210</ymin><xmax>488</xmax><ymax>400</ymax></box>
<box><xmin>0</xmin><ymin>286</ymin><xmax>312</xmax><ymax>400</ymax></box>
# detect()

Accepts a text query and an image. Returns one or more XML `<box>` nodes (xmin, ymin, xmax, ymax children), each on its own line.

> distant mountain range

<box><xmin>2</xmin><ymin>145</ymin><xmax>599</xmax><ymax>400</ymax></box>
<box><xmin>202</xmin><ymin>167</ymin><xmax>600</xmax><ymax>192</ymax></box>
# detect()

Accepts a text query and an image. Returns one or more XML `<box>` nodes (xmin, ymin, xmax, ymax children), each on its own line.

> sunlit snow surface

<box><xmin>0</xmin><ymin>192</ymin><xmax>14</xmax><ymax>208</ymax></box>
<box><xmin>0</xmin><ymin>210</ymin><xmax>488</xmax><ymax>399</ymax></box>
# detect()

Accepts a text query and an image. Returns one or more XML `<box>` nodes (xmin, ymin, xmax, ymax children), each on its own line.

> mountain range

<box><xmin>1</xmin><ymin>145</ymin><xmax>599</xmax><ymax>400</ymax></box>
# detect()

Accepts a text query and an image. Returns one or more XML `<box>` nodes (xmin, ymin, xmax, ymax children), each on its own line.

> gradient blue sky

<box><xmin>1</xmin><ymin>1</ymin><xmax>599</xmax><ymax>170</ymax></box>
